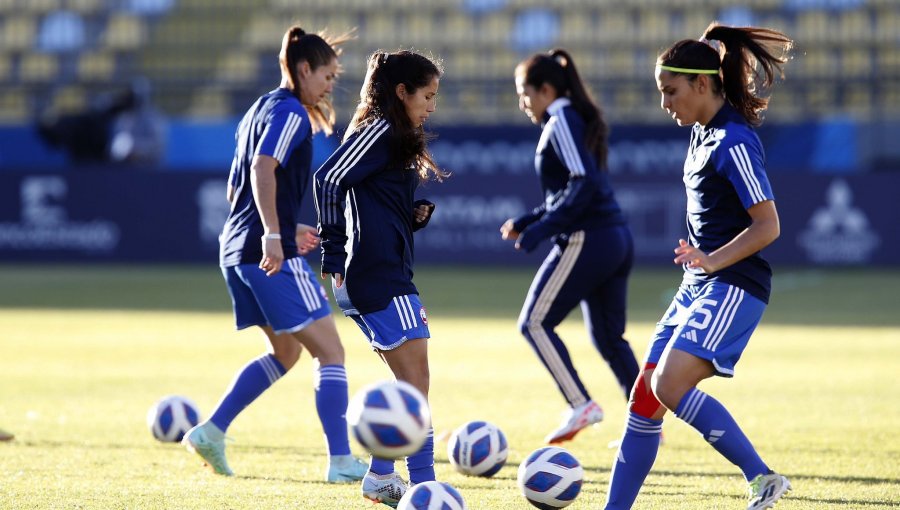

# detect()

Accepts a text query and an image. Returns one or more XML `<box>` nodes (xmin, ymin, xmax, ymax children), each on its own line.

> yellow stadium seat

<box><xmin>51</xmin><ymin>85</ymin><xmax>88</xmax><ymax>114</ymax></box>
<box><xmin>436</xmin><ymin>11</ymin><xmax>474</xmax><ymax>46</ymax></box>
<box><xmin>104</xmin><ymin>14</ymin><xmax>145</xmax><ymax>50</ymax></box>
<box><xmin>0</xmin><ymin>89</ymin><xmax>29</xmax><ymax>123</ymax></box>
<box><xmin>66</xmin><ymin>0</ymin><xmax>102</xmax><ymax>14</ymax></box>
<box><xmin>244</xmin><ymin>15</ymin><xmax>286</xmax><ymax>51</ymax></box>
<box><xmin>2</xmin><ymin>16</ymin><xmax>36</xmax><ymax>52</ymax></box>
<box><xmin>19</xmin><ymin>53</ymin><xmax>58</xmax><ymax>83</ymax></box>
<box><xmin>364</xmin><ymin>12</ymin><xmax>397</xmax><ymax>48</ymax></box>
<box><xmin>879</xmin><ymin>83</ymin><xmax>900</xmax><ymax>115</ymax></box>
<box><xmin>595</xmin><ymin>11</ymin><xmax>631</xmax><ymax>45</ymax></box>
<box><xmin>479</xmin><ymin>12</ymin><xmax>513</xmax><ymax>46</ymax></box>
<box><xmin>77</xmin><ymin>51</ymin><xmax>115</xmax><ymax>81</ymax></box>
<box><xmin>188</xmin><ymin>87</ymin><xmax>231</xmax><ymax>118</ymax></box>
<box><xmin>843</xmin><ymin>88</ymin><xmax>872</xmax><ymax>118</ymax></box>
<box><xmin>795</xmin><ymin>10</ymin><xmax>832</xmax><ymax>45</ymax></box>
<box><xmin>874</xmin><ymin>7</ymin><xmax>900</xmax><ymax>44</ymax></box>
<box><xmin>838</xmin><ymin>9</ymin><xmax>871</xmax><ymax>44</ymax></box>
<box><xmin>842</xmin><ymin>48</ymin><xmax>872</xmax><ymax>77</ymax></box>
<box><xmin>216</xmin><ymin>51</ymin><xmax>258</xmax><ymax>83</ymax></box>
<box><xmin>559</xmin><ymin>11</ymin><xmax>594</xmax><ymax>46</ymax></box>
<box><xmin>876</xmin><ymin>46</ymin><xmax>900</xmax><ymax>77</ymax></box>
<box><xmin>0</xmin><ymin>52</ymin><xmax>11</xmax><ymax>81</ymax></box>
<box><xmin>635</xmin><ymin>10</ymin><xmax>670</xmax><ymax>46</ymax></box>
<box><xmin>22</xmin><ymin>0</ymin><xmax>62</xmax><ymax>13</ymax></box>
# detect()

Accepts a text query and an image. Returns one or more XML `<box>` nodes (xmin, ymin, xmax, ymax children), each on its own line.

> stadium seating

<box><xmin>0</xmin><ymin>0</ymin><xmax>897</xmax><ymax>125</ymax></box>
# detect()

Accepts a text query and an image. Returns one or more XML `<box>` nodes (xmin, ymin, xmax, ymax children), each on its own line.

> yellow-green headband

<box><xmin>656</xmin><ymin>64</ymin><xmax>719</xmax><ymax>74</ymax></box>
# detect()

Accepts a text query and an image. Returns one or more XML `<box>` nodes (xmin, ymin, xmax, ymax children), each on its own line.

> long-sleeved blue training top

<box><xmin>512</xmin><ymin>97</ymin><xmax>626</xmax><ymax>252</ymax></box>
<box><xmin>314</xmin><ymin>119</ymin><xmax>428</xmax><ymax>315</ymax></box>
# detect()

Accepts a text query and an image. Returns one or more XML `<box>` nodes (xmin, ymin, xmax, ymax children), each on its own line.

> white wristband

<box><xmin>262</xmin><ymin>233</ymin><xmax>281</xmax><ymax>241</ymax></box>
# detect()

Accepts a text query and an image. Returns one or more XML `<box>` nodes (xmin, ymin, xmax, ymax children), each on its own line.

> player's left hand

<box><xmin>412</xmin><ymin>199</ymin><xmax>436</xmax><ymax>228</ymax></box>
<box><xmin>673</xmin><ymin>239</ymin><xmax>714</xmax><ymax>272</ymax></box>
<box><xmin>295</xmin><ymin>223</ymin><xmax>320</xmax><ymax>255</ymax></box>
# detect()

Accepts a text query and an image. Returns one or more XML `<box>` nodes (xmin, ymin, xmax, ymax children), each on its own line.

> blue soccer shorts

<box><xmin>342</xmin><ymin>293</ymin><xmax>431</xmax><ymax>351</ymax></box>
<box><xmin>644</xmin><ymin>280</ymin><xmax>766</xmax><ymax>377</ymax></box>
<box><xmin>222</xmin><ymin>257</ymin><xmax>331</xmax><ymax>335</ymax></box>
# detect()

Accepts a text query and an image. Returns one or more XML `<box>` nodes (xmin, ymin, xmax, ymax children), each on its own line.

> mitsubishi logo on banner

<box><xmin>798</xmin><ymin>179</ymin><xmax>880</xmax><ymax>264</ymax></box>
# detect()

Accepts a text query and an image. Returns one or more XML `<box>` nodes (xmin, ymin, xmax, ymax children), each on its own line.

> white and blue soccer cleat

<box><xmin>361</xmin><ymin>471</ymin><xmax>408</xmax><ymax>508</ymax></box>
<box><xmin>545</xmin><ymin>400</ymin><xmax>604</xmax><ymax>444</ymax></box>
<box><xmin>182</xmin><ymin>422</ymin><xmax>234</xmax><ymax>476</ymax></box>
<box><xmin>747</xmin><ymin>472</ymin><xmax>791</xmax><ymax>509</ymax></box>
<box><xmin>325</xmin><ymin>454</ymin><xmax>368</xmax><ymax>483</ymax></box>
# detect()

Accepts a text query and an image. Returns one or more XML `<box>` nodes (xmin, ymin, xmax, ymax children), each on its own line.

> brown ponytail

<box><xmin>517</xmin><ymin>49</ymin><xmax>609</xmax><ymax>167</ymax></box>
<box><xmin>278</xmin><ymin>25</ymin><xmax>354</xmax><ymax>135</ymax></box>
<box><xmin>658</xmin><ymin>22</ymin><xmax>793</xmax><ymax>126</ymax></box>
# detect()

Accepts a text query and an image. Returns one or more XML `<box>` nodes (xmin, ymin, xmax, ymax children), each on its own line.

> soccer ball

<box><xmin>398</xmin><ymin>481</ymin><xmax>467</xmax><ymax>510</ymax></box>
<box><xmin>517</xmin><ymin>446</ymin><xmax>583</xmax><ymax>509</ymax></box>
<box><xmin>447</xmin><ymin>420</ymin><xmax>508</xmax><ymax>477</ymax></box>
<box><xmin>347</xmin><ymin>380</ymin><xmax>431</xmax><ymax>459</ymax></box>
<box><xmin>146</xmin><ymin>395</ymin><xmax>201</xmax><ymax>443</ymax></box>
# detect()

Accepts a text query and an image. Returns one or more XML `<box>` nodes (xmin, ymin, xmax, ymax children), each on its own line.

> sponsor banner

<box><xmin>0</xmin><ymin>171</ymin><xmax>896</xmax><ymax>266</ymax></box>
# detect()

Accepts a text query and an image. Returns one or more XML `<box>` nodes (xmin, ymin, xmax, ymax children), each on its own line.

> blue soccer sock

<box><xmin>675</xmin><ymin>388</ymin><xmax>769</xmax><ymax>481</ymax></box>
<box><xmin>208</xmin><ymin>353</ymin><xmax>286</xmax><ymax>432</ymax></box>
<box><xmin>604</xmin><ymin>413</ymin><xmax>662</xmax><ymax>510</ymax></box>
<box><xmin>369</xmin><ymin>457</ymin><xmax>395</xmax><ymax>476</ymax></box>
<box><xmin>406</xmin><ymin>428</ymin><xmax>435</xmax><ymax>485</ymax></box>
<box><xmin>315</xmin><ymin>364</ymin><xmax>351</xmax><ymax>456</ymax></box>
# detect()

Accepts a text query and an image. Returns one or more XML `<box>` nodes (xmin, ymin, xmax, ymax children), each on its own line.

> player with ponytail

<box><xmin>501</xmin><ymin>49</ymin><xmax>640</xmax><ymax>445</ymax></box>
<box><xmin>183</xmin><ymin>24</ymin><xmax>368</xmax><ymax>484</ymax></box>
<box><xmin>604</xmin><ymin>22</ymin><xmax>793</xmax><ymax>510</ymax></box>
<box><xmin>314</xmin><ymin>49</ymin><xmax>443</xmax><ymax>507</ymax></box>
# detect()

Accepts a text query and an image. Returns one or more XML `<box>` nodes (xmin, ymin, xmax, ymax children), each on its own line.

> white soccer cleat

<box><xmin>362</xmin><ymin>471</ymin><xmax>408</xmax><ymax>508</ymax></box>
<box><xmin>544</xmin><ymin>400</ymin><xmax>604</xmax><ymax>444</ymax></box>
<box><xmin>747</xmin><ymin>472</ymin><xmax>791</xmax><ymax>510</ymax></box>
<box><xmin>182</xmin><ymin>422</ymin><xmax>234</xmax><ymax>476</ymax></box>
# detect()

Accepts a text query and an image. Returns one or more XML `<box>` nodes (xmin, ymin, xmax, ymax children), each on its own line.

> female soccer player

<box><xmin>603</xmin><ymin>23</ymin><xmax>793</xmax><ymax>510</ymax></box>
<box><xmin>182</xmin><ymin>25</ymin><xmax>367</xmax><ymax>483</ymax></box>
<box><xmin>314</xmin><ymin>50</ymin><xmax>442</xmax><ymax>507</ymax></box>
<box><xmin>501</xmin><ymin>49</ymin><xmax>640</xmax><ymax>444</ymax></box>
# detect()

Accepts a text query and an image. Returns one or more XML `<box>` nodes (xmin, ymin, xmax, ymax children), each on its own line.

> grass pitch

<box><xmin>0</xmin><ymin>265</ymin><xmax>898</xmax><ymax>509</ymax></box>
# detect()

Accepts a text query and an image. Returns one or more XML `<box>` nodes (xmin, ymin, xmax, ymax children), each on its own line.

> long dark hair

<box><xmin>657</xmin><ymin>22</ymin><xmax>793</xmax><ymax>126</ymax></box>
<box><xmin>279</xmin><ymin>25</ymin><xmax>353</xmax><ymax>135</ymax></box>
<box><xmin>347</xmin><ymin>50</ymin><xmax>446</xmax><ymax>181</ymax></box>
<box><xmin>516</xmin><ymin>49</ymin><xmax>609</xmax><ymax>168</ymax></box>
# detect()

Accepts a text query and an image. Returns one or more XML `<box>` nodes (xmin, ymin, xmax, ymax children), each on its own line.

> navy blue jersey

<box><xmin>512</xmin><ymin>98</ymin><xmax>626</xmax><ymax>245</ymax></box>
<box><xmin>314</xmin><ymin>119</ymin><xmax>421</xmax><ymax>314</ymax></box>
<box><xmin>220</xmin><ymin>88</ymin><xmax>312</xmax><ymax>267</ymax></box>
<box><xmin>682</xmin><ymin>102</ymin><xmax>775</xmax><ymax>303</ymax></box>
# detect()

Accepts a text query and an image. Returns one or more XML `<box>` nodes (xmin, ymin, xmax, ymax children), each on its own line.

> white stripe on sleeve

<box><xmin>273</xmin><ymin>112</ymin><xmax>301</xmax><ymax>164</ymax></box>
<box><xmin>551</xmin><ymin>115</ymin><xmax>586</xmax><ymax>176</ymax></box>
<box><xmin>729</xmin><ymin>143</ymin><xmax>765</xmax><ymax>203</ymax></box>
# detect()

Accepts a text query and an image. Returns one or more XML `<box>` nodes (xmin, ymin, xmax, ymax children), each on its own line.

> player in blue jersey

<box><xmin>181</xmin><ymin>25</ymin><xmax>368</xmax><ymax>483</ymax></box>
<box><xmin>603</xmin><ymin>23</ymin><xmax>793</xmax><ymax>510</ymax></box>
<box><xmin>314</xmin><ymin>50</ymin><xmax>443</xmax><ymax>508</ymax></box>
<box><xmin>501</xmin><ymin>49</ymin><xmax>640</xmax><ymax>445</ymax></box>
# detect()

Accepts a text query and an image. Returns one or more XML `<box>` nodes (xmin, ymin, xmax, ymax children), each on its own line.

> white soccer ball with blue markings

<box><xmin>146</xmin><ymin>395</ymin><xmax>201</xmax><ymax>443</ymax></box>
<box><xmin>448</xmin><ymin>420</ymin><xmax>508</xmax><ymax>477</ymax></box>
<box><xmin>397</xmin><ymin>480</ymin><xmax>467</xmax><ymax>510</ymax></box>
<box><xmin>348</xmin><ymin>380</ymin><xmax>431</xmax><ymax>459</ymax></box>
<box><xmin>517</xmin><ymin>446</ymin><xmax>583</xmax><ymax>509</ymax></box>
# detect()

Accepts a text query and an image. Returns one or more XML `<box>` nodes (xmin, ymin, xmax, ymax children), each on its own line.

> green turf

<box><xmin>0</xmin><ymin>265</ymin><xmax>898</xmax><ymax>509</ymax></box>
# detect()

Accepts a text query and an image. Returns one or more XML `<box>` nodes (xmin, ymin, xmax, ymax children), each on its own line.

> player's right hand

<box><xmin>260</xmin><ymin>237</ymin><xmax>284</xmax><ymax>276</ymax></box>
<box><xmin>500</xmin><ymin>219</ymin><xmax>520</xmax><ymax>241</ymax></box>
<box><xmin>322</xmin><ymin>272</ymin><xmax>344</xmax><ymax>288</ymax></box>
